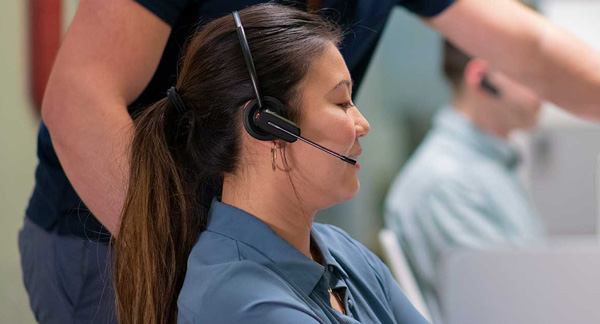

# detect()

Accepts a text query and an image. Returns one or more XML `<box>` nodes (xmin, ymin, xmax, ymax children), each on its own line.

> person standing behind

<box><xmin>384</xmin><ymin>40</ymin><xmax>546</xmax><ymax>322</ymax></box>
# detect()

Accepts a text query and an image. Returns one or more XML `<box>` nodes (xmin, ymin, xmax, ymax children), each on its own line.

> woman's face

<box><xmin>285</xmin><ymin>43</ymin><xmax>370</xmax><ymax>209</ymax></box>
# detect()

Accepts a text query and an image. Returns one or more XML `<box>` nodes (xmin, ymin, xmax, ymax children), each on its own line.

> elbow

<box><xmin>40</xmin><ymin>79</ymin><xmax>87</xmax><ymax>149</ymax></box>
<box><xmin>40</xmin><ymin>71</ymin><xmax>77</xmax><ymax>135</ymax></box>
<box><xmin>40</xmin><ymin>86</ymin><xmax>63</xmax><ymax>132</ymax></box>
<box><xmin>40</xmin><ymin>78</ymin><xmax>95</xmax><ymax>138</ymax></box>
<box><xmin>41</xmin><ymin>67</ymin><xmax>90</xmax><ymax>133</ymax></box>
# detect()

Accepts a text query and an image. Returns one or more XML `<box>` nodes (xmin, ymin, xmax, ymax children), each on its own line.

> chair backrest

<box><xmin>378</xmin><ymin>229</ymin><xmax>432</xmax><ymax>322</ymax></box>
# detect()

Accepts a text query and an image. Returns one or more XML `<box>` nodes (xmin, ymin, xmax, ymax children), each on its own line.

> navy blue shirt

<box><xmin>178</xmin><ymin>198</ymin><xmax>430</xmax><ymax>323</ymax></box>
<box><xmin>27</xmin><ymin>0</ymin><xmax>455</xmax><ymax>241</ymax></box>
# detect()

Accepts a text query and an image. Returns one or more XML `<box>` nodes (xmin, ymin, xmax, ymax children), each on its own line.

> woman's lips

<box><xmin>348</xmin><ymin>149</ymin><xmax>362</xmax><ymax>169</ymax></box>
<box><xmin>348</xmin><ymin>149</ymin><xmax>362</xmax><ymax>160</ymax></box>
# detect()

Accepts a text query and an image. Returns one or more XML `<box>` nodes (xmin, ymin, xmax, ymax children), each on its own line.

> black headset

<box><xmin>480</xmin><ymin>76</ymin><xmax>501</xmax><ymax>97</ymax></box>
<box><xmin>232</xmin><ymin>11</ymin><xmax>356</xmax><ymax>165</ymax></box>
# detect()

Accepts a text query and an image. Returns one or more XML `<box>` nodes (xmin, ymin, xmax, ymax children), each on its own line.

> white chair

<box><xmin>378</xmin><ymin>229</ymin><xmax>432</xmax><ymax>322</ymax></box>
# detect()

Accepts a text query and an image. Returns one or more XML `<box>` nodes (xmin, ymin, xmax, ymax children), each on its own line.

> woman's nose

<box><xmin>353</xmin><ymin>107</ymin><xmax>370</xmax><ymax>138</ymax></box>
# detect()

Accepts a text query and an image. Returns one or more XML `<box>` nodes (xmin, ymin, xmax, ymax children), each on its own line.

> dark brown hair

<box><xmin>113</xmin><ymin>4</ymin><xmax>342</xmax><ymax>324</ymax></box>
<box><xmin>442</xmin><ymin>40</ymin><xmax>472</xmax><ymax>93</ymax></box>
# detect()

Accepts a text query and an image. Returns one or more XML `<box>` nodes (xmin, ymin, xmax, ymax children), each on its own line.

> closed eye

<box><xmin>338</xmin><ymin>102</ymin><xmax>355</xmax><ymax>109</ymax></box>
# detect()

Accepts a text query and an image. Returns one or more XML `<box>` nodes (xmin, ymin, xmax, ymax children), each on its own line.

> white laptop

<box><xmin>438</xmin><ymin>243</ymin><xmax>600</xmax><ymax>324</ymax></box>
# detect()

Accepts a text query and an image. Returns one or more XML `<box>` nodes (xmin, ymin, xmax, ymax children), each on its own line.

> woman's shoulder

<box><xmin>181</xmin><ymin>230</ymin><xmax>287</xmax><ymax>294</ymax></box>
<box><xmin>178</xmin><ymin>259</ymin><xmax>319</xmax><ymax>323</ymax></box>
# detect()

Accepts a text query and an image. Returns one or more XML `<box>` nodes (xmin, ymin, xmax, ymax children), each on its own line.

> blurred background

<box><xmin>322</xmin><ymin>0</ymin><xmax>600</xmax><ymax>246</ymax></box>
<box><xmin>2</xmin><ymin>0</ymin><xmax>600</xmax><ymax>323</ymax></box>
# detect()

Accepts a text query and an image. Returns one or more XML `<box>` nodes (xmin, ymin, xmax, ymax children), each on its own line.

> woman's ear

<box><xmin>239</xmin><ymin>100</ymin><xmax>274</xmax><ymax>150</ymax></box>
<box><xmin>241</xmin><ymin>127</ymin><xmax>277</xmax><ymax>149</ymax></box>
<box><xmin>463</xmin><ymin>58</ymin><xmax>489</xmax><ymax>89</ymax></box>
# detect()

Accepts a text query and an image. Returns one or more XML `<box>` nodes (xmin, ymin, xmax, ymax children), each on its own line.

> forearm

<box><xmin>535</xmin><ymin>19</ymin><xmax>600</xmax><ymax>119</ymax></box>
<box><xmin>428</xmin><ymin>0</ymin><xmax>600</xmax><ymax>119</ymax></box>
<box><xmin>43</xmin><ymin>82</ymin><xmax>132</xmax><ymax>235</ymax></box>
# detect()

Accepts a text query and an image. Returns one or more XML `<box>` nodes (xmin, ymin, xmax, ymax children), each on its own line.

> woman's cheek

<box><xmin>337</xmin><ymin>118</ymin><xmax>356</xmax><ymax>150</ymax></box>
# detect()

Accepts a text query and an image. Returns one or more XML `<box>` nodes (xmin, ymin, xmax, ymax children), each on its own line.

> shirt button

<box><xmin>347</xmin><ymin>300</ymin><xmax>354</xmax><ymax>309</ymax></box>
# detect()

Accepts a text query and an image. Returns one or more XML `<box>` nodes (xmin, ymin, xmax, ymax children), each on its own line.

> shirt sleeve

<box><xmin>134</xmin><ymin>0</ymin><xmax>197</xmax><ymax>26</ymax></box>
<box><xmin>398</xmin><ymin>0</ymin><xmax>457</xmax><ymax>17</ymax></box>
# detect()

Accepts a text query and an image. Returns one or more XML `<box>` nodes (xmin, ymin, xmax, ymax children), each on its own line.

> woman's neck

<box><xmin>222</xmin><ymin>172</ymin><xmax>316</xmax><ymax>259</ymax></box>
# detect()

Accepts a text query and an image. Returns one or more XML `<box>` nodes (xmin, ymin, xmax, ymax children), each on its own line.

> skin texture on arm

<box><xmin>41</xmin><ymin>0</ymin><xmax>171</xmax><ymax>234</ymax></box>
<box><xmin>426</xmin><ymin>0</ymin><xmax>600</xmax><ymax>120</ymax></box>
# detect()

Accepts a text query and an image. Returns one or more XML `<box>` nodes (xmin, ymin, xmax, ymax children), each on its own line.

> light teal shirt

<box><xmin>384</xmin><ymin>108</ymin><xmax>544</xmax><ymax>320</ymax></box>
<box><xmin>178</xmin><ymin>198</ymin><xmax>429</xmax><ymax>324</ymax></box>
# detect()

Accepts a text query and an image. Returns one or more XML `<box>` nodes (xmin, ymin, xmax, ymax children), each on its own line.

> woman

<box><xmin>115</xmin><ymin>4</ymin><xmax>428</xmax><ymax>324</ymax></box>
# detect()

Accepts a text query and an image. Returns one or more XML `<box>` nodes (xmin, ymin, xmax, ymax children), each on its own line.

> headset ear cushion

<box><xmin>243</xmin><ymin>96</ymin><xmax>290</xmax><ymax>141</ymax></box>
<box><xmin>480</xmin><ymin>77</ymin><xmax>501</xmax><ymax>97</ymax></box>
<box><xmin>262</xmin><ymin>96</ymin><xmax>286</xmax><ymax>117</ymax></box>
<box><xmin>243</xmin><ymin>99</ymin><xmax>273</xmax><ymax>140</ymax></box>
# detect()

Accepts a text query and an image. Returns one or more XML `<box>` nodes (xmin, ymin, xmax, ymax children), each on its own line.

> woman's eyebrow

<box><xmin>328</xmin><ymin>79</ymin><xmax>353</xmax><ymax>94</ymax></box>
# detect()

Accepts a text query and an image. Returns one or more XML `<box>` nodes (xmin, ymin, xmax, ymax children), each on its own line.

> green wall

<box><xmin>0</xmin><ymin>0</ymin><xmax>39</xmax><ymax>323</ymax></box>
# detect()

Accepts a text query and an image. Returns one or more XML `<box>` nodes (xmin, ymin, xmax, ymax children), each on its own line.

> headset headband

<box><xmin>232</xmin><ymin>11</ymin><xmax>263</xmax><ymax>108</ymax></box>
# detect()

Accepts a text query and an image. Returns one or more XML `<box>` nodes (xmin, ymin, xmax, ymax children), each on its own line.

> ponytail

<box><xmin>114</xmin><ymin>99</ymin><xmax>206</xmax><ymax>324</ymax></box>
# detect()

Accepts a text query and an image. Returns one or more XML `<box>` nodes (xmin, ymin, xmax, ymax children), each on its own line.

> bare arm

<box><xmin>42</xmin><ymin>0</ymin><xmax>171</xmax><ymax>234</ymax></box>
<box><xmin>426</xmin><ymin>0</ymin><xmax>600</xmax><ymax>120</ymax></box>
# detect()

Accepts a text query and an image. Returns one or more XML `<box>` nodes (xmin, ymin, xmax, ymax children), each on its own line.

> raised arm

<box><xmin>426</xmin><ymin>0</ymin><xmax>600</xmax><ymax>120</ymax></box>
<box><xmin>41</xmin><ymin>0</ymin><xmax>171</xmax><ymax>234</ymax></box>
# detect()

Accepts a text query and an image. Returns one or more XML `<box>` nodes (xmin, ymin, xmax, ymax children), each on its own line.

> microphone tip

<box><xmin>342</xmin><ymin>156</ymin><xmax>357</xmax><ymax>165</ymax></box>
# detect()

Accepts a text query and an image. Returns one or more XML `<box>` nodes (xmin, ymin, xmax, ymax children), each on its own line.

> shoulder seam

<box><xmin>203</xmin><ymin>229</ymin><xmax>244</xmax><ymax>261</ymax></box>
<box><xmin>206</xmin><ymin>229</ymin><xmax>275</xmax><ymax>264</ymax></box>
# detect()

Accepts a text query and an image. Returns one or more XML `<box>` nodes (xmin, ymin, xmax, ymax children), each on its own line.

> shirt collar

<box><xmin>434</xmin><ymin>107</ymin><xmax>521</xmax><ymax>169</ymax></box>
<box><xmin>206</xmin><ymin>198</ymin><xmax>346</xmax><ymax>295</ymax></box>
<box><xmin>311</xmin><ymin>225</ymin><xmax>349</xmax><ymax>280</ymax></box>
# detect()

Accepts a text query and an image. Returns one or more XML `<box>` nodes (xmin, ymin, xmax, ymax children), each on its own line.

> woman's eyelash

<box><xmin>338</xmin><ymin>102</ymin><xmax>355</xmax><ymax>109</ymax></box>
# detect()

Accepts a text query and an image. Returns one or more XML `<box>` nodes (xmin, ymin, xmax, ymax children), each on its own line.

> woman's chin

<box><xmin>338</xmin><ymin>180</ymin><xmax>360</xmax><ymax>203</ymax></box>
<box><xmin>312</xmin><ymin>180</ymin><xmax>360</xmax><ymax>210</ymax></box>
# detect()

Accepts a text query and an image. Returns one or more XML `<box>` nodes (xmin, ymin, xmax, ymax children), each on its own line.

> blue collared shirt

<box><xmin>178</xmin><ymin>198</ymin><xmax>429</xmax><ymax>324</ymax></box>
<box><xmin>384</xmin><ymin>107</ymin><xmax>545</xmax><ymax>321</ymax></box>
